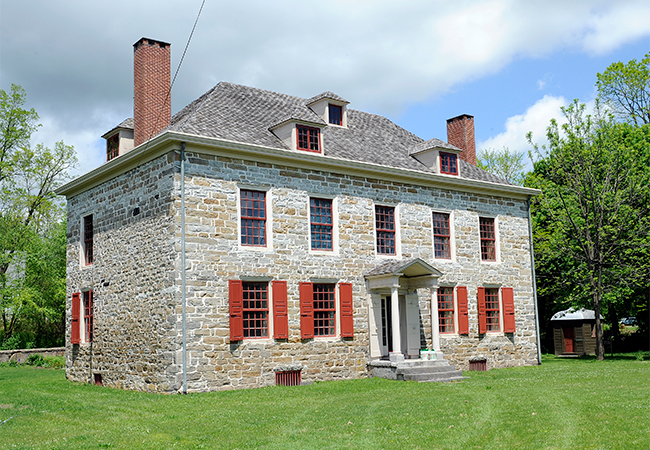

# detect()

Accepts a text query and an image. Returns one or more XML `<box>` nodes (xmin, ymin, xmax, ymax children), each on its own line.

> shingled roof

<box><xmin>164</xmin><ymin>82</ymin><xmax>513</xmax><ymax>186</ymax></box>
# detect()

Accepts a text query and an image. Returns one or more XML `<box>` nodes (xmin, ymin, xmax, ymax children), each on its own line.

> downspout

<box><xmin>181</xmin><ymin>142</ymin><xmax>187</xmax><ymax>394</ymax></box>
<box><xmin>527</xmin><ymin>196</ymin><xmax>542</xmax><ymax>364</ymax></box>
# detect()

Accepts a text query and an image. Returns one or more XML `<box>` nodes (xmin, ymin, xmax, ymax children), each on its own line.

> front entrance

<box><xmin>365</xmin><ymin>258</ymin><xmax>442</xmax><ymax>361</ymax></box>
<box><xmin>379</xmin><ymin>295</ymin><xmax>410</xmax><ymax>358</ymax></box>
<box><xmin>563</xmin><ymin>327</ymin><xmax>575</xmax><ymax>353</ymax></box>
<box><xmin>380</xmin><ymin>296</ymin><xmax>393</xmax><ymax>353</ymax></box>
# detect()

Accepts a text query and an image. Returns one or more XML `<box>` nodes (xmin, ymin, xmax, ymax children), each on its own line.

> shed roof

<box><xmin>550</xmin><ymin>308</ymin><xmax>603</xmax><ymax>321</ymax></box>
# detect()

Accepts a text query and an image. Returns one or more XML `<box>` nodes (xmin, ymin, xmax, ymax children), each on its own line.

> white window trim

<box><xmin>374</xmin><ymin>202</ymin><xmax>401</xmax><ymax>259</ymax></box>
<box><xmin>237</xmin><ymin>185</ymin><xmax>273</xmax><ymax>252</ymax></box>
<box><xmin>79</xmin><ymin>212</ymin><xmax>94</xmax><ymax>269</ymax></box>
<box><xmin>239</xmin><ymin>279</ymin><xmax>274</xmax><ymax>342</ymax></box>
<box><xmin>483</xmin><ymin>284</ymin><xmax>505</xmax><ymax>336</ymax></box>
<box><xmin>310</xmin><ymin>279</ymin><xmax>341</xmax><ymax>340</ymax></box>
<box><xmin>431</xmin><ymin>209</ymin><xmax>456</xmax><ymax>263</ymax></box>
<box><xmin>479</xmin><ymin>215</ymin><xmax>500</xmax><ymax>264</ymax></box>
<box><xmin>308</xmin><ymin>196</ymin><xmax>339</xmax><ymax>255</ymax></box>
<box><xmin>438</xmin><ymin>151</ymin><xmax>462</xmax><ymax>177</ymax></box>
<box><xmin>438</xmin><ymin>285</ymin><xmax>459</xmax><ymax>338</ymax></box>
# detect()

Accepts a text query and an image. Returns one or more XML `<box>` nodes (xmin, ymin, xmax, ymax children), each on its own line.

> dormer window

<box><xmin>329</xmin><ymin>104</ymin><xmax>342</xmax><ymax>125</ymax></box>
<box><xmin>297</xmin><ymin>125</ymin><xmax>321</xmax><ymax>152</ymax></box>
<box><xmin>440</xmin><ymin>152</ymin><xmax>458</xmax><ymax>175</ymax></box>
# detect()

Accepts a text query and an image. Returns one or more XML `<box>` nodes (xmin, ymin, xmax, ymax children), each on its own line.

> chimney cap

<box><xmin>133</xmin><ymin>37</ymin><xmax>171</xmax><ymax>51</ymax></box>
<box><xmin>446</xmin><ymin>114</ymin><xmax>474</xmax><ymax>124</ymax></box>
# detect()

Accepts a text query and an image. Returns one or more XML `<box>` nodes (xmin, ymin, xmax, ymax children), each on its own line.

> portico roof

<box><xmin>365</xmin><ymin>258</ymin><xmax>442</xmax><ymax>279</ymax></box>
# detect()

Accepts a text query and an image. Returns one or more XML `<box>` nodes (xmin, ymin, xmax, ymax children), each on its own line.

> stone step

<box><xmin>402</xmin><ymin>370</ymin><xmax>465</xmax><ymax>382</ymax></box>
<box><xmin>396</xmin><ymin>365</ymin><xmax>458</xmax><ymax>375</ymax></box>
<box><xmin>368</xmin><ymin>355</ymin><xmax>465</xmax><ymax>383</ymax></box>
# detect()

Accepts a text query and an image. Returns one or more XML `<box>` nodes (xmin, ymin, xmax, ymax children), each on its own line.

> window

<box><xmin>242</xmin><ymin>282</ymin><xmax>268</xmax><ymax>338</ymax></box>
<box><xmin>438</xmin><ymin>287</ymin><xmax>454</xmax><ymax>333</ymax></box>
<box><xmin>83</xmin><ymin>215</ymin><xmax>94</xmax><ymax>265</ymax></box>
<box><xmin>478</xmin><ymin>287</ymin><xmax>515</xmax><ymax>334</ymax></box>
<box><xmin>313</xmin><ymin>284</ymin><xmax>335</xmax><ymax>336</ymax></box>
<box><xmin>375</xmin><ymin>205</ymin><xmax>396</xmax><ymax>255</ymax></box>
<box><xmin>479</xmin><ymin>217</ymin><xmax>496</xmax><ymax>261</ymax></box>
<box><xmin>440</xmin><ymin>152</ymin><xmax>458</xmax><ymax>175</ymax></box>
<box><xmin>229</xmin><ymin>280</ymin><xmax>287</xmax><ymax>341</ymax></box>
<box><xmin>297</xmin><ymin>125</ymin><xmax>320</xmax><ymax>152</ymax></box>
<box><xmin>329</xmin><ymin>104</ymin><xmax>342</xmax><ymax>125</ymax></box>
<box><xmin>241</xmin><ymin>190</ymin><xmax>266</xmax><ymax>246</ymax></box>
<box><xmin>107</xmin><ymin>134</ymin><xmax>119</xmax><ymax>161</ymax></box>
<box><xmin>432</xmin><ymin>212</ymin><xmax>451</xmax><ymax>259</ymax></box>
<box><xmin>83</xmin><ymin>291</ymin><xmax>94</xmax><ymax>342</ymax></box>
<box><xmin>484</xmin><ymin>288</ymin><xmax>500</xmax><ymax>332</ymax></box>
<box><xmin>310</xmin><ymin>198</ymin><xmax>333</xmax><ymax>251</ymax></box>
<box><xmin>299</xmin><ymin>282</ymin><xmax>353</xmax><ymax>339</ymax></box>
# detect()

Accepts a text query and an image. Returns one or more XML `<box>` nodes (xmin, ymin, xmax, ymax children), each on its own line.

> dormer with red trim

<box><xmin>269</xmin><ymin>112</ymin><xmax>326</xmax><ymax>154</ymax></box>
<box><xmin>102</xmin><ymin>118</ymin><xmax>134</xmax><ymax>162</ymax></box>
<box><xmin>306</xmin><ymin>92</ymin><xmax>349</xmax><ymax>128</ymax></box>
<box><xmin>409</xmin><ymin>138</ymin><xmax>463</xmax><ymax>177</ymax></box>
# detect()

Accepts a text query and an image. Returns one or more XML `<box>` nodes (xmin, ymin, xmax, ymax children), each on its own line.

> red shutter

<box><xmin>502</xmin><ymin>287</ymin><xmax>516</xmax><ymax>333</ymax></box>
<box><xmin>339</xmin><ymin>282</ymin><xmax>354</xmax><ymax>338</ymax></box>
<box><xmin>457</xmin><ymin>286</ymin><xmax>469</xmax><ymax>335</ymax></box>
<box><xmin>273</xmin><ymin>281</ymin><xmax>288</xmax><ymax>339</ymax></box>
<box><xmin>71</xmin><ymin>293</ymin><xmax>80</xmax><ymax>344</ymax></box>
<box><xmin>300</xmin><ymin>282</ymin><xmax>314</xmax><ymax>339</ymax></box>
<box><xmin>229</xmin><ymin>280</ymin><xmax>244</xmax><ymax>341</ymax></box>
<box><xmin>477</xmin><ymin>287</ymin><xmax>487</xmax><ymax>334</ymax></box>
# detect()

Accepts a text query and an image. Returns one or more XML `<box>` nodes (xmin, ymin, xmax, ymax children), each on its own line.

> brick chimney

<box><xmin>446</xmin><ymin>114</ymin><xmax>476</xmax><ymax>166</ymax></box>
<box><xmin>133</xmin><ymin>38</ymin><xmax>171</xmax><ymax>147</ymax></box>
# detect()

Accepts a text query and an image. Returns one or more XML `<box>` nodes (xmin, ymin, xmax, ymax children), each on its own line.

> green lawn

<box><xmin>1</xmin><ymin>355</ymin><xmax>648</xmax><ymax>449</ymax></box>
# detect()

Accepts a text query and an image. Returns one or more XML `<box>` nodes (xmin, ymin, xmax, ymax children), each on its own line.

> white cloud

<box><xmin>1</xmin><ymin>0</ymin><xmax>649</xmax><ymax>173</ymax></box>
<box><xmin>478</xmin><ymin>95</ymin><xmax>569</xmax><ymax>169</ymax></box>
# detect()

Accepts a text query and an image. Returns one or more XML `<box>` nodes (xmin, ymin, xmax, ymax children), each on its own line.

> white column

<box><xmin>431</xmin><ymin>287</ymin><xmax>440</xmax><ymax>351</ymax></box>
<box><xmin>390</xmin><ymin>286</ymin><xmax>403</xmax><ymax>361</ymax></box>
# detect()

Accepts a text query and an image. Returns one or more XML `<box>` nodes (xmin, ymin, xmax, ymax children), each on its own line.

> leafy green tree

<box><xmin>596</xmin><ymin>52</ymin><xmax>650</xmax><ymax>126</ymax></box>
<box><xmin>477</xmin><ymin>146</ymin><xmax>525</xmax><ymax>185</ymax></box>
<box><xmin>0</xmin><ymin>84</ymin><xmax>76</xmax><ymax>348</ymax></box>
<box><xmin>527</xmin><ymin>100</ymin><xmax>650</xmax><ymax>359</ymax></box>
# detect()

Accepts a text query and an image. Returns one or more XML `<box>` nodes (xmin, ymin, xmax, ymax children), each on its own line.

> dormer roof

<box><xmin>409</xmin><ymin>138</ymin><xmax>461</xmax><ymax>156</ymax></box>
<box><xmin>268</xmin><ymin>108</ymin><xmax>326</xmax><ymax>130</ymax></box>
<box><xmin>306</xmin><ymin>91</ymin><xmax>349</xmax><ymax>105</ymax></box>
<box><xmin>101</xmin><ymin>117</ymin><xmax>134</xmax><ymax>139</ymax></box>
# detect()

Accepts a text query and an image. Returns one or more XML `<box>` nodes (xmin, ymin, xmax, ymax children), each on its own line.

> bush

<box><xmin>27</xmin><ymin>354</ymin><xmax>45</xmax><ymax>366</ymax></box>
<box><xmin>43</xmin><ymin>356</ymin><xmax>65</xmax><ymax>369</ymax></box>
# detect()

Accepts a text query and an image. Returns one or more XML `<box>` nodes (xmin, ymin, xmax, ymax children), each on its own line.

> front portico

<box><xmin>365</xmin><ymin>258</ymin><xmax>443</xmax><ymax>362</ymax></box>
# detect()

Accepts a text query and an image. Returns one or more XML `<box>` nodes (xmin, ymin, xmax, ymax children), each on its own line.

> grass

<box><xmin>1</xmin><ymin>355</ymin><xmax>648</xmax><ymax>449</ymax></box>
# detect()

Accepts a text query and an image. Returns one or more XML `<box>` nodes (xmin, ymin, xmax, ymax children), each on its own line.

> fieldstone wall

<box><xmin>65</xmin><ymin>147</ymin><xmax>538</xmax><ymax>393</ymax></box>
<box><xmin>175</xmin><ymin>149</ymin><xmax>538</xmax><ymax>391</ymax></box>
<box><xmin>65</xmin><ymin>154</ymin><xmax>178</xmax><ymax>392</ymax></box>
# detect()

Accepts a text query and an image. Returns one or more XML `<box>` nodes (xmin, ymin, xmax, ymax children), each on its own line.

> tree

<box><xmin>477</xmin><ymin>146</ymin><xmax>526</xmax><ymax>185</ymax></box>
<box><xmin>527</xmin><ymin>100</ymin><xmax>650</xmax><ymax>360</ymax></box>
<box><xmin>596</xmin><ymin>52</ymin><xmax>650</xmax><ymax>126</ymax></box>
<box><xmin>0</xmin><ymin>84</ymin><xmax>76</xmax><ymax>348</ymax></box>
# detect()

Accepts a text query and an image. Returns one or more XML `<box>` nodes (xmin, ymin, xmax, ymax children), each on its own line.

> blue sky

<box><xmin>1</xmin><ymin>0</ymin><xmax>649</xmax><ymax>176</ymax></box>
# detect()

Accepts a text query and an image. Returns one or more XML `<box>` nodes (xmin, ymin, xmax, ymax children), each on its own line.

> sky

<box><xmin>1</xmin><ymin>0</ymin><xmax>650</xmax><ymax>176</ymax></box>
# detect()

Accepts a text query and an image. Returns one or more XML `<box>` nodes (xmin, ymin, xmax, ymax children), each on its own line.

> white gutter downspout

<box><xmin>528</xmin><ymin>196</ymin><xmax>542</xmax><ymax>365</ymax></box>
<box><xmin>181</xmin><ymin>142</ymin><xmax>187</xmax><ymax>393</ymax></box>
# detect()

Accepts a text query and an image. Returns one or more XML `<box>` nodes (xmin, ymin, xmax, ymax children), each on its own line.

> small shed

<box><xmin>550</xmin><ymin>308</ymin><xmax>600</xmax><ymax>356</ymax></box>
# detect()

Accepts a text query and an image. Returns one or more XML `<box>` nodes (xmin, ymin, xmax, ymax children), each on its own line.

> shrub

<box><xmin>43</xmin><ymin>356</ymin><xmax>65</xmax><ymax>369</ymax></box>
<box><xmin>27</xmin><ymin>354</ymin><xmax>45</xmax><ymax>366</ymax></box>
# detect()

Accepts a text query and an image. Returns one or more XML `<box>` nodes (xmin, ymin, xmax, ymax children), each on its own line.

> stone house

<box><xmin>56</xmin><ymin>38</ymin><xmax>541</xmax><ymax>393</ymax></box>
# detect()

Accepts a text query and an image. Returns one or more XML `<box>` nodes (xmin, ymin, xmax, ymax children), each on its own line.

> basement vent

<box><xmin>469</xmin><ymin>359</ymin><xmax>487</xmax><ymax>371</ymax></box>
<box><xmin>275</xmin><ymin>370</ymin><xmax>301</xmax><ymax>386</ymax></box>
